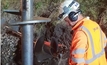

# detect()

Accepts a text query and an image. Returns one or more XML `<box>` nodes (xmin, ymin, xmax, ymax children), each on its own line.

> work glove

<box><xmin>34</xmin><ymin>36</ymin><xmax>60</xmax><ymax>56</ymax></box>
<box><xmin>34</xmin><ymin>36</ymin><xmax>52</xmax><ymax>65</ymax></box>
<box><xmin>50</xmin><ymin>37</ymin><xmax>58</xmax><ymax>57</ymax></box>
<box><xmin>34</xmin><ymin>36</ymin><xmax>45</xmax><ymax>53</ymax></box>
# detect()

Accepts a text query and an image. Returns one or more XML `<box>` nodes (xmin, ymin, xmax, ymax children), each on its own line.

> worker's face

<box><xmin>64</xmin><ymin>16</ymin><xmax>76</xmax><ymax>26</ymax></box>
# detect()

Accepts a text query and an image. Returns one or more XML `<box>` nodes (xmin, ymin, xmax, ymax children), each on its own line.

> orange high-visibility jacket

<box><xmin>69</xmin><ymin>17</ymin><xmax>107</xmax><ymax>65</ymax></box>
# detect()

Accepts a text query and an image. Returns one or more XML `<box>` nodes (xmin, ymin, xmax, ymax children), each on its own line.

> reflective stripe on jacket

<box><xmin>69</xmin><ymin>18</ymin><xmax>107</xmax><ymax>65</ymax></box>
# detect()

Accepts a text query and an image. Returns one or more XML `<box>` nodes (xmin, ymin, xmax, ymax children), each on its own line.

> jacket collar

<box><xmin>72</xmin><ymin>17</ymin><xmax>89</xmax><ymax>30</ymax></box>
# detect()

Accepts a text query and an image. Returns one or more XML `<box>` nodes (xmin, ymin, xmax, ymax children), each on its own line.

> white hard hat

<box><xmin>58</xmin><ymin>0</ymin><xmax>80</xmax><ymax>20</ymax></box>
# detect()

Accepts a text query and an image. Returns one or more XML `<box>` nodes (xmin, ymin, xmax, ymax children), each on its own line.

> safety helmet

<box><xmin>58</xmin><ymin>0</ymin><xmax>80</xmax><ymax>20</ymax></box>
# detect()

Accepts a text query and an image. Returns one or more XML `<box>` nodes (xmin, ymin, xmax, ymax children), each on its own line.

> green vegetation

<box><xmin>34</xmin><ymin>0</ymin><xmax>64</xmax><ymax>15</ymax></box>
<box><xmin>2</xmin><ymin>0</ymin><xmax>10</xmax><ymax>9</ymax></box>
<box><xmin>77</xmin><ymin>0</ymin><xmax>107</xmax><ymax>22</ymax></box>
<box><xmin>2</xmin><ymin>0</ymin><xmax>20</xmax><ymax>9</ymax></box>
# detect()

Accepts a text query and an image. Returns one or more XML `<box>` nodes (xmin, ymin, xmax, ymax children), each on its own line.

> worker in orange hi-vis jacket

<box><xmin>57</xmin><ymin>0</ymin><xmax>107</xmax><ymax>65</ymax></box>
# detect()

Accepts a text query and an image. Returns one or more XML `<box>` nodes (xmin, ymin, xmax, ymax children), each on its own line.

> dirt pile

<box><xmin>1</xmin><ymin>26</ymin><xmax>19</xmax><ymax>65</ymax></box>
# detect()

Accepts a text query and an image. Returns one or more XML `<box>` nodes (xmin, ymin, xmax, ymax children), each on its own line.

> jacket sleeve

<box><xmin>101</xmin><ymin>30</ymin><xmax>107</xmax><ymax>59</ymax></box>
<box><xmin>101</xmin><ymin>30</ymin><xmax>107</xmax><ymax>48</ymax></box>
<box><xmin>69</xmin><ymin>30</ymin><xmax>87</xmax><ymax>65</ymax></box>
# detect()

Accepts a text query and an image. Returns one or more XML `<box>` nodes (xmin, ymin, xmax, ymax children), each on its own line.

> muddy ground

<box><xmin>1</xmin><ymin>0</ymin><xmax>107</xmax><ymax>65</ymax></box>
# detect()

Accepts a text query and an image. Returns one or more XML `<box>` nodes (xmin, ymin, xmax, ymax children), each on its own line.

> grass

<box><xmin>77</xmin><ymin>0</ymin><xmax>107</xmax><ymax>22</ymax></box>
<box><xmin>2</xmin><ymin>0</ymin><xmax>10</xmax><ymax>9</ymax></box>
<box><xmin>2</xmin><ymin>0</ymin><xmax>20</xmax><ymax>9</ymax></box>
